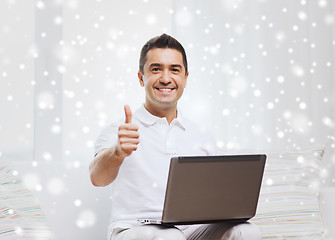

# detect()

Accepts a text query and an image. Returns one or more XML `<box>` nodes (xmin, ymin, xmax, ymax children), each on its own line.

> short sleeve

<box><xmin>94</xmin><ymin>122</ymin><xmax>120</xmax><ymax>156</ymax></box>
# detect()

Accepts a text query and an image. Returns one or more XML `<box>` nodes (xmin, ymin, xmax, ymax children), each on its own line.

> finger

<box><xmin>119</xmin><ymin>137</ymin><xmax>140</xmax><ymax>145</ymax></box>
<box><xmin>119</xmin><ymin>123</ymin><xmax>139</xmax><ymax>131</ymax></box>
<box><xmin>120</xmin><ymin>144</ymin><xmax>138</xmax><ymax>154</ymax></box>
<box><xmin>118</xmin><ymin>130</ymin><xmax>140</xmax><ymax>139</ymax></box>
<box><xmin>124</xmin><ymin>105</ymin><xmax>132</xmax><ymax>124</ymax></box>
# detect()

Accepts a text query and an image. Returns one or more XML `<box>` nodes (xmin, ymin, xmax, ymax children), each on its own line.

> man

<box><xmin>90</xmin><ymin>34</ymin><xmax>262</xmax><ymax>240</ymax></box>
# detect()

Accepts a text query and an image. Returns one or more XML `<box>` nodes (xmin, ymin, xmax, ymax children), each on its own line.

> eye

<box><xmin>171</xmin><ymin>68</ymin><xmax>180</xmax><ymax>73</ymax></box>
<box><xmin>152</xmin><ymin>67</ymin><xmax>161</xmax><ymax>72</ymax></box>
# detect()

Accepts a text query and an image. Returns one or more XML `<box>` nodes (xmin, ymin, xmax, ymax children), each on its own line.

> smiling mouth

<box><xmin>155</xmin><ymin>87</ymin><xmax>175</xmax><ymax>93</ymax></box>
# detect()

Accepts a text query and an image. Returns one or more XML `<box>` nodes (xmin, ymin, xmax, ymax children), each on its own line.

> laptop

<box><xmin>138</xmin><ymin>154</ymin><xmax>266</xmax><ymax>225</ymax></box>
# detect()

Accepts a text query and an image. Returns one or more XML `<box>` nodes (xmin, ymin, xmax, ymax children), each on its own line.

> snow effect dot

<box><xmin>254</xmin><ymin>89</ymin><xmax>261</xmax><ymax>97</ymax></box>
<box><xmin>222</xmin><ymin>0</ymin><xmax>242</xmax><ymax>10</ymax></box>
<box><xmin>67</xmin><ymin>0</ymin><xmax>79</xmax><ymax>10</ymax></box>
<box><xmin>283</xmin><ymin>111</ymin><xmax>292</xmax><ymax>119</ymax></box>
<box><xmin>57</xmin><ymin>65</ymin><xmax>67</xmax><ymax>74</ymax></box>
<box><xmin>76</xmin><ymin>101</ymin><xmax>83</xmax><ymax>109</ymax></box>
<box><xmin>73</xmin><ymin>161</ymin><xmax>80</xmax><ymax>168</ymax></box>
<box><xmin>42</xmin><ymin>152</ymin><xmax>52</xmax><ymax>161</ymax></box>
<box><xmin>318</xmin><ymin>0</ymin><xmax>328</xmax><ymax>7</ymax></box>
<box><xmin>229</xmin><ymin>76</ymin><xmax>247</xmax><ymax>97</ymax></box>
<box><xmin>291</xmin><ymin>113</ymin><xmax>310</xmax><ymax>133</ymax></box>
<box><xmin>175</xmin><ymin>9</ymin><xmax>193</xmax><ymax>27</ymax></box>
<box><xmin>251</xmin><ymin>125</ymin><xmax>263</xmax><ymax>135</ymax></box>
<box><xmin>146</xmin><ymin>14</ymin><xmax>156</xmax><ymax>25</ymax></box>
<box><xmin>267</xmin><ymin>102</ymin><xmax>274</xmax><ymax>110</ymax></box>
<box><xmin>28</xmin><ymin>46</ymin><xmax>39</xmax><ymax>58</ymax></box>
<box><xmin>324</xmin><ymin>14</ymin><xmax>334</xmax><ymax>25</ymax></box>
<box><xmin>320</xmin><ymin>168</ymin><xmax>328</xmax><ymax>178</ymax></box>
<box><xmin>54</xmin><ymin>16</ymin><xmax>63</xmax><ymax>25</ymax></box>
<box><xmin>74</xmin><ymin>199</ymin><xmax>82</xmax><ymax>207</ymax></box>
<box><xmin>64</xmin><ymin>90</ymin><xmax>75</xmax><ymax>98</ymax></box>
<box><xmin>292</xmin><ymin>65</ymin><xmax>305</xmax><ymax>77</ymax></box>
<box><xmin>86</xmin><ymin>140</ymin><xmax>94</xmax><ymax>148</ymax></box>
<box><xmin>266</xmin><ymin>179</ymin><xmax>274</xmax><ymax>186</ymax></box>
<box><xmin>298</xmin><ymin>11</ymin><xmax>307</xmax><ymax>21</ymax></box>
<box><xmin>51</xmin><ymin>124</ymin><xmax>61</xmax><ymax>134</ymax></box>
<box><xmin>322</xmin><ymin>117</ymin><xmax>334</xmax><ymax>128</ymax></box>
<box><xmin>216</xmin><ymin>141</ymin><xmax>224</xmax><ymax>148</ymax></box>
<box><xmin>234</xmin><ymin>24</ymin><xmax>244</xmax><ymax>35</ymax></box>
<box><xmin>38</xmin><ymin>92</ymin><xmax>55</xmax><ymax>109</ymax></box>
<box><xmin>299</xmin><ymin>102</ymin><xmax>307</xmax><ymax>110</ymax></box>
<box><xmin>15</xmin><ymin>226</ymin><xmax>23</xmax><ymax>235</ymax></box>
<box><xmin>83</xmin><ymin>126</ymin><xmax>90</xmax><ymax>133</ymax></box>
<box><xmin>36</xmin><ymin>1</ymin><xmax>45</xmax><ymax>9</ymax></box>
<box><xmin>47</xmin><ymin>178</ymin><xmax>64</xmax><ymax>195</ymax></box>
<box><xmin>277</xmin><ymin>131</ymin><xmax>285</xmax><ymax>138</ymax></box>
<box><xmin>226</xmin><ymin>142</ymin><xmax>237</xmax><ymax>150</ymax></box>
<box><xmin>76</xmin><ymin>209</ymin><xmax>97</xmax><ymax>228</ymax></box>
<box><xmin>23</xmin><ymin>173</ymin><xmax>39</xmax><ymax>190</ymax></box>
<box><xmin>275</xmin><ymin>32</ymin><xmax>286</xmax><ymax>42</ymax></box>
<box><xmin>222</xmin><ymin>108</ymin><xmax>230</xmax><ymax>116</ymax></box>
<box><xmin>297</xmin><ymin>156</ymin><xmax>304</xmax><ymax>163</ymax></box>
<box><xmin>331</xmin><ymin>155</ymin><xmax>335</xmax><ymax>164</ymax></box>
<box><xmin>277</xmin><ymin>76</ymin><xmax>285</xmax><ymax>83</ymax></box>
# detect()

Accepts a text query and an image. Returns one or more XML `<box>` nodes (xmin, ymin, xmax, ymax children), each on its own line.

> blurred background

<box><xmin>1</xmin><ymin>1</ymin><xmax>335</xmax><ymax>239</ymax></box>
<box><xmin>0</xmin><ymin>0</ymin><xmax>334</xmax><ymax>185</ymax></box>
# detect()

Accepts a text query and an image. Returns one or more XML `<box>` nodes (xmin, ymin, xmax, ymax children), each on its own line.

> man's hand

<box><xmin>117</xmin><ymin>105</ymin><xmax>140</xmax><ymax>158</ymax></box>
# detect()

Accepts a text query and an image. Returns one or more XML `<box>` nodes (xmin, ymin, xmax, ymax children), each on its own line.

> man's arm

<box><xmin>89</xmin><ymin>105</ymin><xmax>139</xmax><ymax>187</ymax></box>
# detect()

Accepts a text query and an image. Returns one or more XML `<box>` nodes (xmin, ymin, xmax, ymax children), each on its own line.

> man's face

<box><xmin>138</xmin><ymin>48</ymin><xmax>189</xmax><ymax>112</ymax></box>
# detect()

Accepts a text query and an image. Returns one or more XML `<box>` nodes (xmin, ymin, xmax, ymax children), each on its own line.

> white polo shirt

<box><xmin>94</xmin><ymin>104</ymin><xmax>216</xmax><ymax>237</ymax></box>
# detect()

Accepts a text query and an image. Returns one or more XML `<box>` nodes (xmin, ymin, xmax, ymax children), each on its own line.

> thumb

<box><xmin>124</xmin><ymin>105</ymin><xmax>132</xmax><ymax>123</ymax></box>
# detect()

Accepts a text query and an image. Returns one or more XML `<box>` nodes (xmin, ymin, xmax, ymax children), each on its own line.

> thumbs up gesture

<box><xmin>117</xmin><ymin>105</ymin><xmax>140</xmax><ymax>158</ymax></box>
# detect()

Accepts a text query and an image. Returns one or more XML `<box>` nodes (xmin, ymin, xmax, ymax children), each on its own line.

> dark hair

<box><xmin>139</xmin><ymin>33</ymin><xmax>188</xmax><ymax>75</ymax></box>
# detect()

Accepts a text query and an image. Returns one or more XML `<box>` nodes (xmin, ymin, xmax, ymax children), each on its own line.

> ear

<box><xmin>138</xmin><ymin>70</ymin><xmax>145</xmax><ymax>87</ymax></box>
<box><xmin>184</xmin><ymin>72</ymin><xmax>189</xmax><ymax>88</ymax></box>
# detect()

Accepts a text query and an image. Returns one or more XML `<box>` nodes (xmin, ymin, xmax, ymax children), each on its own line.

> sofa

<box><xmin>0</xmin><ymin>145</ymin><xmax>334</xmax><ymax>240</ymax></box>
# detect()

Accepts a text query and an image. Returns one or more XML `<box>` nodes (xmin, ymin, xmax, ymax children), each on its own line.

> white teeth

<box><xmin>158</xmin><ymin>88</ymin><xmax>172</xmax><ymax>92</ymax></box>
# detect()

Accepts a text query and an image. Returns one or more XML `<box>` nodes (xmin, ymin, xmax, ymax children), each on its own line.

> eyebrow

<box><xmin>149</xmin><ymin>63</ymin><xmax>183</xmax><ymax>69</ymax></box>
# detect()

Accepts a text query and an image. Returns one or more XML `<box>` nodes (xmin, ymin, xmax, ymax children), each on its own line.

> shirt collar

<box><xmin>135</xmin><ymin>104</ymin><xmax>186</xmax><ymax>130</ymax></box>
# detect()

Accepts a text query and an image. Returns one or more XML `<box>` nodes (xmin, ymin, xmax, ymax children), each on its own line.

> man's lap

<box><xmin>111</xmin><ymin>224</ymin><xmax>185</xmax><ymax>240</ymax></box>
<box><xmin>111</xmin><ymin>222</ymin><xmax>262</xmax><ymax>240</ymax></box>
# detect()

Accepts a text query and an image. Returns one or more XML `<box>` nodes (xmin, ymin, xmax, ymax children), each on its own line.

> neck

<box><xmin>144</xmin><ymin>103</ymin><xmax>178</xmax><ymax>124</ymax></box>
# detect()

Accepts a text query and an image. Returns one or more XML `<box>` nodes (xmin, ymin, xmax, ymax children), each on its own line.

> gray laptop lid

<box><xmin>161</xmin><ymin>154</ymin><xmax>266</xmax><ymax>225</ymax></box>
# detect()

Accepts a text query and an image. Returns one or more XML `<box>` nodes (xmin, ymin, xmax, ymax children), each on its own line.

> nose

<box><xmin>160</xmin><ymin>69</ymin><xmax>171</xmax><ymax>84</ymax></box>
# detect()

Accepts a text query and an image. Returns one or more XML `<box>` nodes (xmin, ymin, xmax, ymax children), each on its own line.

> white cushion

<box><xmin>251</xmin><ymin>146</ymin><xmax>326</xmax><ymax>239</ymax></box>
<box><xmin>0</xmin><ymin>164</ymin><xmax>54</xmax><ymax>239</ymax></box>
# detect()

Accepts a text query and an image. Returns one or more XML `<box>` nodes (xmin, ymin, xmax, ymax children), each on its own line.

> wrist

<box><xmin>112</xmin><ymin>145</ymin><xmax>127</xmax><ymax>161</ymax></box>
